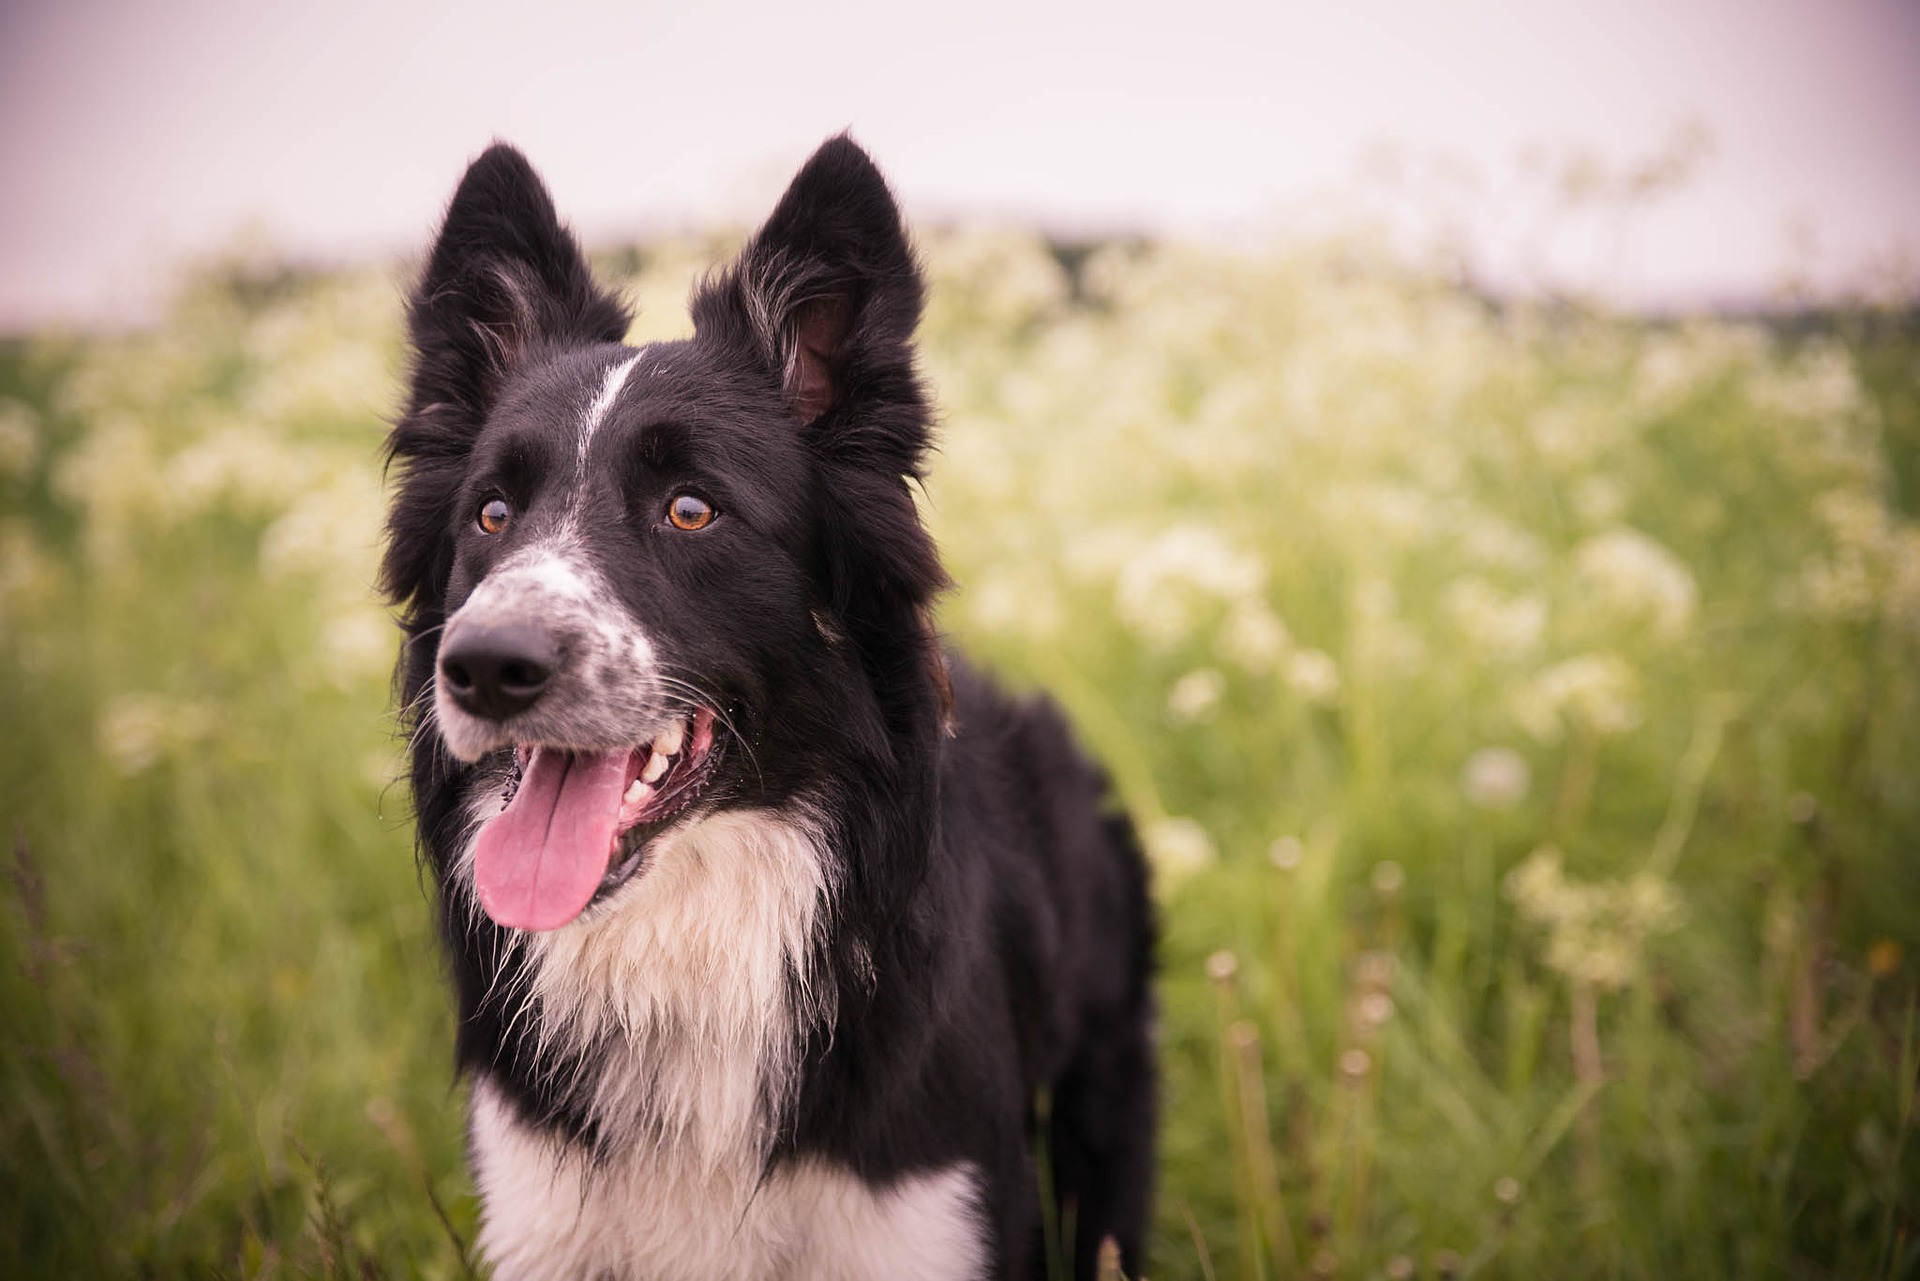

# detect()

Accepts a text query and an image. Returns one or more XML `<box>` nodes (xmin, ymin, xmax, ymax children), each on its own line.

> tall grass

<box><xmin>1</xmin><ymin>231</ymin><xmax>1915</xmax><ymax>1277</ymax></box>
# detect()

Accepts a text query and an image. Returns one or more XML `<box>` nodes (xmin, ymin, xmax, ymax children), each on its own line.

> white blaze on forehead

<box><xmin>577</xmin><ymin>351</ymin><xmax>644</xmax><ymax>478</ymax></box>
<box><xmin>490</xmin><ymin>543</ymin><xmax>594</xmax><ymax>595</ymax></box>
<box><xmin>461</xmin><ymin>543</ymin><xmax>611</xmax><ymax>618</ymax></box>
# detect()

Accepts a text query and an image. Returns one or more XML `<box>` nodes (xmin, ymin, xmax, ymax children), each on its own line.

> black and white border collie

<box><xmin>382</xmin><ymin>136</ymin><xmax>1156</xmax><ymax>1280</ymax></box>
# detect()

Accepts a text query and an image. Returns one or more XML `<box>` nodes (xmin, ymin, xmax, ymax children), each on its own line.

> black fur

<box><xmin>385</xmin><ymin>136</ymin><xmax>1156</xmax><ymax>1278</ymax></box>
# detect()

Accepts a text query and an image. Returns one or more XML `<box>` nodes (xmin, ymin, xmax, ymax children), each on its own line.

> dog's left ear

<box><xmin>694</xmin><ymin>135</ymin><xmax>927</xmax><ymax>453</ymax></box>
<box><xmin>384</xmin><ymin>145</ymin><xmax>630</xmax><ymax>623</ymax></box>
<box><xmin>697</xmin><ymin>137</ymin><xmax>951</xmax><ymax>732</ymax></box>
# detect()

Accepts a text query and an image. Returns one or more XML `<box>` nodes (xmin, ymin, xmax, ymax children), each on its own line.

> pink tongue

<box><xmin>474</xmin><ymin>747</ymin><xmax>632</xmax><ymax>931</ymax></box>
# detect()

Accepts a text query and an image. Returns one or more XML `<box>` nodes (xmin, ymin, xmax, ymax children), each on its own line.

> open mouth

<box><xmin>472</xmin><ymin>707</ymin><xmax>722</xmax><ymax>931</ymax></box>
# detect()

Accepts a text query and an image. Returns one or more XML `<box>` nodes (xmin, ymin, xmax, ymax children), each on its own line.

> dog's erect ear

<box><xmin>693</xmin><ymin>135</ymin><xmax>927</xmax><ymax>451</ymax></box>
<box><xmin>383</xmin><ymin>145</ymin><xmax>629</xmax><ymax>622</ymax></box>
<box><xmin>401</xmin><ymin>144</ymin><xmax>630</xmax><ymax>423</ymax></box>
<box><xmin>697</xmin><ymin>138</ymin><xmax>949</xmax><ymax>739</ymax></box>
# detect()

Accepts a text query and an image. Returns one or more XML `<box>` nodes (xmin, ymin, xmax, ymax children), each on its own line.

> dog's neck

<box><xmin>466</xmin><ymin>806</ymin><xmax>834</xmax><ymax>1170</ymax></box>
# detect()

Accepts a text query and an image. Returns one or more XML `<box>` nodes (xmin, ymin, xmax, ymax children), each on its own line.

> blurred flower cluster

<box><xmin>1505</xmin><ymin>844</ymin><xmax>1683</xmax><ymax>989</ymax></box>
<box><xmin>3</xmin><ymin>265</ymin><xmax>403</xmax><ymax>774</ymax></box>
<box><xmin>1</xmin><ymin>211</ymin><xmax>1915</xmax><ymax>1278</ymax></box>
<box><xmin>906</xmin><ymin>228</ymin><xmax>1918</xmax><ymax>902</ymax></box>
<box><xmin>3</xmin><ymin>226</ymin><xmax>1915</xmax><ymax>887</ymax></box>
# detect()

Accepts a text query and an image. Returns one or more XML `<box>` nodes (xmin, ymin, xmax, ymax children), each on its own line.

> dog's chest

<box><xmin>461</xmin><ymin>810</ymin><xmax>988</xmax><ymax>1278</ymax></box>
<box><xmin>469</xmin><ymin>1076</ymin><xmax>986</xmax><ymax>1281</ymax></box>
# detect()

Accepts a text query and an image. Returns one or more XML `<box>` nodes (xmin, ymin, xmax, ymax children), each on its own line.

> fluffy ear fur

<box><xmin>694</xmin><ymin>135</ymin><xmax>950</xmax><ymax>731</ymax></box>
<box><xmin>381</xmin><ymin>143</ymin><xmax>630</xmax><ymax>622</ymax></box>
<box><xmin>692</xmin><ymin>134</ymin><xmax>929</xmax><ymax>468</ymax></box>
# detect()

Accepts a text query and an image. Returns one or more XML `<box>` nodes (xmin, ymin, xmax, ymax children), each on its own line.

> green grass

<box><xmin>1</xmin><ymin>233</ymin><xmax>1916</xmax><ymax>1278</ymax></box>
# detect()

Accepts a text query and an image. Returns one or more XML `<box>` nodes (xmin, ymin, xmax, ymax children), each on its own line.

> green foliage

<box><xmin>1</xmin><ymin>234</ymin><xmax>1916</xmax><ymax>1278</ymax></box>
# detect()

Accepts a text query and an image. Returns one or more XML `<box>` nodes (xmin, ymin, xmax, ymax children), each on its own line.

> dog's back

<box><xmin>787</xmin><ymin>658</ymin><xmax>1158</xmax><ymax>1272</ymax></box>
<box><xmin>947</xmin><ymin>663</ymin><xmax>1158</xmax><ymax>1270</ymax></box>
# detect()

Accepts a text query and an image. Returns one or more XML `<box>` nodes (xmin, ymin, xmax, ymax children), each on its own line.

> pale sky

<box><xmin>2</xmin><ymin>0</ymin><xmax>1917</xmax><ymax>329</ymax></box>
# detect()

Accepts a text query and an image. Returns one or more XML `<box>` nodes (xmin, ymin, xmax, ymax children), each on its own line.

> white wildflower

<box><xmin>1887</xmin><ymin>527</ymin><xmax>1920</xmax><ymax>636</ymax></box>
<box><xmin>1526</xmin><ymin>405</ymin><xmax>1596</xmax><ymax>470</ymax></box>
<box><xmin>1506</xmin><ymin>845</ymin><xmax>1683</xmax><ymax>989</ymax></box>
<box><xmin>1459</xmin><ymin>511</ymin><xmax>1548</xmax><ymax>572</ymax></box>
<box><xmin>0</xmin><ymin>521</ymin><xmax>53</xmax><ymax>631</ymax></box>
<box><xmin>1142</xmin><ymin>816</ymin><xmax>1216</xmax><ymax>882</ymax></box>
<box><xmin>1796</xmin><ymin>552</ymin><xmax>1878</xmax><ymax>621</ymax></box>
<box><xmin>1166</xmin><ymin>668</ymin><xmax>1226</xmax><ymax>724</ymax></box>
<box><xmin>1442</xmin><ymin>577</ymin><xmax>1547</xmax><ymax>662</ymax></box>
<box><xmin>1748</xmin><ymin>337</ymin><xmax>1863</xmax><ymax>425</ymax></box>
<box><xmin>1510</xmin><ymin>653</ymin><xmax>1642</xmax><ymax>742</ymax></box>
<box><xmin>1628</xmin><ymin>323</ymin><xmax>1768</xmax><ymax>417</ymax></box>
<box><xmin>1370</xmin><ymin>860</ymin><xmax>1406</xmax><ymax>896</ymax></box>
<box><xmin>1794</xmin><ymin>488</ymin><xmax>1903</xmax><ymax>623</ymax></box>
<box><xmin>161</xmin><ymin>427</ymin><xmax>315</xmax><ymax>520</ymax></box>
<box><xmin>1813</xmin><ymin>487</ymin><xmax>1889</xmax><ymax>553</ymax></box>
<box><xmin>322</xmin><ymin>609</ymin><xmax>395</xmax><ymax>689</ymax></box>
<box><xmin>1062</xmin><ymin>523</ymin><xmax>1141</xmax><ymax>584</ymax></box>
<box><xmin>258</xmin><ymin>474</ymin><xmax>384</xmax><ymax>589</ymax></box>
<box><xmin>98</xmin><ymin>692</ymin><xmax>213</xmax><ymax>777</ymax></box>
<box><xmin>101</xmin><ymin>698</ymin><xmax>167</xmax><ymax>776</ymax></box>
<box><xmin>966</xmin><ymin>572</ymin><xmax>1061</xmax><ymax>638</ymax></box>
<box><xmin>1285</xmin><ymin>648</ymin><xmax>1341</xmax><ymax>705</ymax></box>
<box><xmin>1630</xmin><ymin>334</ymin><xmax>1703</xmax><ymax>415</ymax></box>
<box><xmin>939</xmin><ymin>418</ymin><xmax>1016</xmax><ymax>503</ymax></box>
<box><xmin>1354</xmin><ymin>576</ymin><xmax>1397</xmax><ymax>621</ymax></box>
<box><xmin>923</xmin><ymin>228</ymin><xmax>1069</xmax><ymax>332</ymax></box>
<box><xmin>1268</xmin><ymin>835</ymin><xmax>1304</xmax><ymax>871</ymax></box>
<box><xmin>1569</xmin><ymin>475</ymin><xmax>1627</xmax><ymax>526</ymax></box>
<box><xmin>1461</xmin><ymin>747</ymin><xmax>1532</xmax><ymax>810</ymax></box>
<box><xmin>241</xmin><ymin>330</ymin><xmax>391</xmax><ymax>425</ymax></box>
<box><xmin>1572</xmin><ymin>527</ymin><xmax>1698</xmax><ymax>640</ymax></box>
<box><xmin>1357</xmin><ymin>991</ymin><xmax>1395</xmax><ymax>1028</ymax></box>
<box><xmin>1330</xmin><ymin>482</ymin><xmax>1437</xmax><ymax>546</ymax></box>
<box><xmin>1113</xmin><ymin>524</ymin><xmax>1266</xmax><ymax>650</ymax></box>
<box><xmin>0</xmin><ymin>399</ymin><xmax>38</xmax><ymax>478</ymax></box>
<box><xmin>1220</xmin><ymin>600</ymin><xmax>1290</xmax><ymax>671</ymax></box>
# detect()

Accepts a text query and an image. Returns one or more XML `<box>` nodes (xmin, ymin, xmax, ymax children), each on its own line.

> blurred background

<box><xmin>2</xmin><ymin>1</ymin><xmax>1917</xmax><ymax>1276</ymax></box>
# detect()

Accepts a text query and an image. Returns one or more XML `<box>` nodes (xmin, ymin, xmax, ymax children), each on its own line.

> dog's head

<box><xmin>383</xmin><ymin>138</ymin><xmax>947</xmax><ymax>933</ymax></box>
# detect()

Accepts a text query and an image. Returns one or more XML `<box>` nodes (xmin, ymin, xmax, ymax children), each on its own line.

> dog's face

<box><xmin>383</xmin><ymin>139</ymin><xmax>942</xmax><ymax>932</ymax></box>
<box><xmin>432</xmin><ymin>339</ymin><xmax>822</xmax><ymax>931</ymax></box>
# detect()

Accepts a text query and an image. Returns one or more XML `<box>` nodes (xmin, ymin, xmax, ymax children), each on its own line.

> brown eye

<box><xmin>667</xmin><ymin>493</ymin><xmax>715</xmax><ymax>531</ymax></box>
<box><xmin>477</xmin><ymin>498</ymin><xmax>512</xmax><ymax>535</ymax></box>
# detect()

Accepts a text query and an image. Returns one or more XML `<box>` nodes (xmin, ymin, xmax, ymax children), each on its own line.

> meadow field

<box><xmin>1</xmin><ymin>226</ymin><xmax>1916</xmax><ymax>1278</ymax></box>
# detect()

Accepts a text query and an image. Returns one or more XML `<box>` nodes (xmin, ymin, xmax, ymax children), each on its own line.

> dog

<box><xmin>381</xmin><ymin>136</ymin><xmax>1156</xmax><ymax>1280</ymax></box>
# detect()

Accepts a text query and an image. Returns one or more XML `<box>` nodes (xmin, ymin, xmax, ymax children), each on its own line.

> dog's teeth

<box><xmin>641</xmin><ymin>752</ymin><xmax>670</xmax><ymax>784</ymax></box>
<box><xmin>624</xmin><ymin>779</ymin><xmax>650</xmax><ymax>806</ymax></box>
<box><xmin>654</xmin><ymin>721</ymin><xmax>685</xmax><ymax>757</ymax></box>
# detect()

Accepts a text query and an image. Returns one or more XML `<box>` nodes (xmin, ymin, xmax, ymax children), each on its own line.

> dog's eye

<box><xmin>667</xmin><ymin>493</ymin><xmax>715</xmax><ymax>532</ymax></box>
<box><xmin>477</xmin><ymin>498</ymin><xmax>513</xmax><ymax>535</ymax></box>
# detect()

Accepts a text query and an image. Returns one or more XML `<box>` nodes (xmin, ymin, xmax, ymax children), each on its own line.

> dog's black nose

<box><xmin>439</xmin><ymin>623</ymin><xmax>558</xmax><ymax>720</ymax></box>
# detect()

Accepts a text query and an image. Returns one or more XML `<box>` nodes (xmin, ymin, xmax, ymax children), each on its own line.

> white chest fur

<box><xmin>470</xmin><ymin>1077</ymin><xmax>987</xmax><ymax>1281</ymax></box>
<box><xmin>460</xmin><ymin>809</ymin><xmax>988</xmax><ymax>1279</ymax></box>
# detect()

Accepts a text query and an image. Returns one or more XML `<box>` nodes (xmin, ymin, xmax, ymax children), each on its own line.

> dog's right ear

<box><xmin>383</xmin><ymin>144</ymin><xmax>629</xmax><ymax>618</ymax></box>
